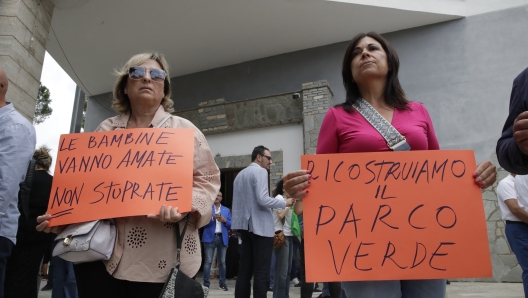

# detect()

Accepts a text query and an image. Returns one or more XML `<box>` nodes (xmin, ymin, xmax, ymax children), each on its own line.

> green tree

<box><xmin>34</xmin><ymin>83</ymin><xmax>53</xmax><ymax>124</ymax></box>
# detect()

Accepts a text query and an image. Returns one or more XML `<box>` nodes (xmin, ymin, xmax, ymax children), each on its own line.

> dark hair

<box><xmin>274</xmin><ymin>180</ymin><xmax>284</xmax><ymax>197</ymax></box>
<box><xmin>251</xmin><ymin>145</ymin><xmax>269</xmax><ymax>162</ymax></box>
<box><xmin>339</xmin><ymin>32</ymin><xmax>409</xmax><ymax>113</ymax></box>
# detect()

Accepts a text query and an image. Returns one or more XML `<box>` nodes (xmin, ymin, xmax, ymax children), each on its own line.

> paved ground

<box><xmin>38</xmin><ymin>277</ymin><xmax>525</xmax><ymax>298</ymax></box>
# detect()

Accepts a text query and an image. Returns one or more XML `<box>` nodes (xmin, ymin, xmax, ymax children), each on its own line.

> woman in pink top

<box><xmin>284</xmin><ymin>32</ymin><xmax>497</xmax><ymax>298</ymax></box>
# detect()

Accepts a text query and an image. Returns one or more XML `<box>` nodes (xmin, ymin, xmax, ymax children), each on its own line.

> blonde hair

<box><xmin>112</xmin><ymin>52</ymin><xmax>173</xmax><ymax>114</ymax></box>
<box><xmin>33</xmin><ymin>145</ymin><xmax>52</xmax><ymax>171</ymax></box>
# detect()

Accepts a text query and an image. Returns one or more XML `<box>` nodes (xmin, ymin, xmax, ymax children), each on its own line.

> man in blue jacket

<box><xmin>202</xmin><ymin>191</ymin><xmax>231</xmax><ymax>291</ymax></box>
<box><xmin>497</xmin><ymin>67</ymin><xmax>528</xmax><ymax>174</ymax></box>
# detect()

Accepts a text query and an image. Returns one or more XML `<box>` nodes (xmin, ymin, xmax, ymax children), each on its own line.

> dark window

<box><xmin>220</xmin><ymin>168</ymin><xmax>242</xmax><ymax>209</ymax></box>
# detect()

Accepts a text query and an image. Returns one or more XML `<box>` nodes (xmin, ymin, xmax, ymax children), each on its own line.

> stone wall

<box><xmin>477</xmin><ymin>155</ymin><xmax>520</xmax><ymax>282</ymax></box>
<box><xmin>175</xmin><ymin>93</ymin><xmax>303</xmax><ymax>136</ymax></box>
<box><xmin>269</xmin><ymin>151</ymin><xmax>283</xmax><ymax>190</ymax></box>
<box><xmin>214</xmin><ymin>150</ymin><xmax>283</xmax><ymax>193</ymax></box>
<box><xmin>179</xmin><ymin>80</ymin><xmax>332</xmax><ymax>194</ymax></box>
<box><xmin>447</xmin><ymin>155</ymin><xmax>519</xmax><ymax>282</ymax></box>
<box><xmin>301</xmin><ymin>80</ymin><xmax>333</xmax><ymax>154</ymax></box>
<box><xmin>0</xmin><ymin>0</ymin><xmax>54</xmax><ymax>120</ymax></box>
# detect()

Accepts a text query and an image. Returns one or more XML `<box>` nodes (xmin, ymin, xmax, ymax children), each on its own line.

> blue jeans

<box><xmin>291</xmin><ymin>236</ymin><xmax>300</xmax><ymax>280</ymax></box>
<box><xmin>273</xmin><ymin>236</ymin><xmax>293</xmax><ymax>298</ymax></box>
<box><xmin>505</xmin><ymin>221</ymin><xmax>528</xmax><ymax>297</ymax></box>
<box><xmin>270</xmin><ymin>250</ymin><xmax>276</xmax><ymax>288</ymax></box>
<box><xmin>341</xmin><ymin>279</ymin><xmax>445</xmax><ymax>298</ymax></box>
<box><xmin>322</xmin><ymin>282</ymin><xmax>330</xmax><ymax>296</ymax></box>
<box><xmin>203</xmin><ymin>234</ymin><xmax>227</xmax><ymax>287</ymax></box>
<box><xmin>52</xmin><ymin>257</ymin><xmax>78</xmax><ymax>298</ymax></box>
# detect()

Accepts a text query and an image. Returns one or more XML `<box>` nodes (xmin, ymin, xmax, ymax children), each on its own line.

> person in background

<box><xmin>497</xmin><ymin>67</ymin><xmax>528</xmax><ymax>174</ymax></box>
<box><xmin>269</xmin><ymin>185</ymin><xmax>278</xmax><ymax>292</ymax></box>
<box><xmin>319</xmin><ymin>283</ymin><xmax>331</xmax><ymax>298</ymax></box>
<box><xmin>284</xmin><ymin>32</ymin><xmax>497</xmax><ymax>298</ymax></box>
<box><xmin>0</xmin><ymin>67</ymin><xmax>36</xmax><ymax>298</ymax></box>
<box><xmin>269</xmin><ymin>249</ymin><xmax>276</xmax><ymax>292</ymax></box>
<box><xmin>505</xmin><ymin>174</ymin><xmax>528</xmax><ymax>296</ymax></box>
<box><xmin>272</xmin><ymin>180</ymin><xmax>294</xmax><ymax>298</ymax></box>
<box><xmin>290</xmin><ymin>236</ymin><xmax>300</xmax><ymax>287</ymax></box>
<box><xmin>294</xmin><ymin>213</ymin><xmax>305</xmax><ymax>289</ymax></box>
<box><xmin>4</xmin><ymin>146</ymin><xmax>55</xmax><ymax>298</ymax></box>
<box><xmin>232</xmin><ymin>146</ymin><xmax>294</xmax><ymax>298</ymax></box>
<box><xmin>50</xmin><ymin>257</ymin><xmax>79</xmax><ymax>298</ymax></box>
<box><xmin>40</xmin><ymin>243</ymin><xmax>54</xmax><ymax>291</ymax></box>
<box><xmin>225</xmin><ymin>228</ymin><xmax>240</xmax><ymax>280</ymax></box>
<box><xmin>202</xmin><ymin>191</ymin><xmax>231</xmax><ymax>291</ymax></box>
<box><xmin>36</xmin><ymin>52</ymin><xmax>220</xmax><ymax>298</ymax></box>
<box><xmin>292</xmin><ymin>194</ymin><xmax>342</xmax><ymax>298</ymax></box>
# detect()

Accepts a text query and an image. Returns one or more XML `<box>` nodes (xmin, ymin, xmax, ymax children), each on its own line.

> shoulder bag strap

<box><xmin>155</xmin><ymin>114</ymin><xmax>172</xmax><ymax>128</ymax></box>
<box><xmin>352</xmin><ymin>98</ymin><xmax>411</xmax><ymax>151</ymax></box>
<box><xmin>18</xmin><ymin>158</ymin><xmax>37</xmax><ymax>222</ymax></box>
<box><xmin>175</xmin><ymin>214</ymin><xmax>190</xmax><ymax>269</ymax></box>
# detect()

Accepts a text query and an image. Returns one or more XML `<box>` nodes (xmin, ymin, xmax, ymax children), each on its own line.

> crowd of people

<box><xmin>0</xmin><ymin>30</ymin><xmax>527</xmax><ymax>298</ymax></box>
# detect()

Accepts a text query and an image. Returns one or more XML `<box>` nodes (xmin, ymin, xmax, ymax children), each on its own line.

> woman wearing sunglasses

<box><xmin>36</xmin><ymin>52</ymin><xmax>220</xmax><ymax>297</ymax></box>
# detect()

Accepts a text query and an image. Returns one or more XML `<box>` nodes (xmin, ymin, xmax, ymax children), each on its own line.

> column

<box><xmin>0</xmin><ymin>0</ymin><xmax>54</xmax><ymax>120</ymax></box>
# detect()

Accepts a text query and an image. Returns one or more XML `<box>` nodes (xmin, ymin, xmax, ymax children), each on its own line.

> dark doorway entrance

<box><xmin>219</xmin><ymin>168</ymin><xmax>242</xmax><ymax>209</ymax></box>
<box><xmin>200</xmin><ymin>168</ymin><xmax>242</xmax><ymax>279</ymax></box>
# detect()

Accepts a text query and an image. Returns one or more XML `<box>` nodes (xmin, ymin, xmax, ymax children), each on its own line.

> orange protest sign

<box><xmin>46</xmin><ymin>128</ymin><xmax>194</xmax><ymax>226</ymax></box>
<box><xmin>301</xmin><ymin>150</ymin><xmax>492</xmax><ymax>282</ymax></box>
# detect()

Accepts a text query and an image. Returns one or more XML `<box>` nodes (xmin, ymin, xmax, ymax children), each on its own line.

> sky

<box><xmin>34</xmin><ymin>52</ymin><xmax>76</xmax><ymax>174</ymax></box>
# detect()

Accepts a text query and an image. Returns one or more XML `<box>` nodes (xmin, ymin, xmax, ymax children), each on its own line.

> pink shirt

<box><xmin>317</xmin><ymin>102</ymin><xmax>439</xmax><ymax>154</ymax></box>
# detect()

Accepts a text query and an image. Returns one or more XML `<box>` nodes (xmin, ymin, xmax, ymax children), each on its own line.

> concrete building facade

<box><xmin>82</xmin><ymin>4</ymin><xmax>528</xmax><ymax>282</ymax></box>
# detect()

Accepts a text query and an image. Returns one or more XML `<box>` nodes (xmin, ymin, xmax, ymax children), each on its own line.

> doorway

<box><xmin>219</xmin><ymin>168</ymin><xmax>242</xmax><ymax>209</ymax></box>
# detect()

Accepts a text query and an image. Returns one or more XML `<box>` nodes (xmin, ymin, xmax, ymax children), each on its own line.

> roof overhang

<box><xmin>47</xmin><ymin>0</ymin><xmax>465</xmax><ymax>96</ymax></box>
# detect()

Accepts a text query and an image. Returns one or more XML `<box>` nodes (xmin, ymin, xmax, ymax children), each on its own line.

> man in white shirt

<box><xmin>500</xmin><ymin>174</ymin><xmax>528</xmax><ymax>296</ymax></box>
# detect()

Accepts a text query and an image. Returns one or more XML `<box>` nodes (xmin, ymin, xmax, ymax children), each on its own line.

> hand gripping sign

<box><xmin>46</xmin><ymin>128</ymin><xmax>194</xmax><ymax>226</ymax></box>
<box><xmin>301</xmin><ymin>150</ymin><xmax>492</xmax><ymax>282</ymax></box>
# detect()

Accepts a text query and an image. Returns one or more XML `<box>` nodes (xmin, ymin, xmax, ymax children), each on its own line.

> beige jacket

<box><xmin>96</xmin><ymin>106</ymin><xmax>220</xmax><ymax>283</ymax></box>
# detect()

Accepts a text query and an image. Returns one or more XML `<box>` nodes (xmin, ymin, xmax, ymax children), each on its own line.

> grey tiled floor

<box><xmin>38</xmin><ymin>275</ymin><xmax>525</xmax><ymax>298</ymax></box>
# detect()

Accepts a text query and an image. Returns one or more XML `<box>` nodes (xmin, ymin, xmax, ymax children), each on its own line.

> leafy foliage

<box><xmin>34</xmin><ymin>83</ymin><xmax>53</xmax><ymax>124</ymax></box>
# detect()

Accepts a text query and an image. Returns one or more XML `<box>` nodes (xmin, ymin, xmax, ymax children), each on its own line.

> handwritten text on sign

<box><xmin>46</xmin><ymin>128</ymin><xmax>195</xmax><ymax>226</ymax></box>
<box><xmin>301</xmin><ymin>150</ymin><xmax>491</xmax><ymax>282</ymax></box>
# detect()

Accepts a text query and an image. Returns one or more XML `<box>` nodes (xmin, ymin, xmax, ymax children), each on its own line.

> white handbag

<box><xmin>52</xmin><ymin>219</ymin><xmax>116</xmax><ymax>264</ymax></box>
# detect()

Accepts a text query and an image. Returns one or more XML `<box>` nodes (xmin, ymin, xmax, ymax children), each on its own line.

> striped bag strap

<box><xmin>352</xmin><ymin>98</ymin><xmax>411</xmax><ymax>151</ymax></box>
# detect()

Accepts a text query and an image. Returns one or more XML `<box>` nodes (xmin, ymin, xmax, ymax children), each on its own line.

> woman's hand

<box><xmin>36</xmin><ymin>214</ymin><xmax>66</xmax><ymax>234</ymax></box>
<box><xmin>148</xmin><ymin>205</ymin><xmax>197</xmax><ymax>222</ymax></box>
<box><xmin>283</xmin><ymin>170</ymin><xmax>311</xmax><ymax>200</ymax></box>
<box><xmin>473</xmin><ymin>160</ymin><xmax>497</xmax><ymax>189</ymax></box>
